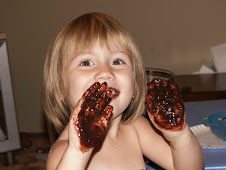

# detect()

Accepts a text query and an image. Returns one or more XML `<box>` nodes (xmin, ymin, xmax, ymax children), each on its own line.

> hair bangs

<box><xmin>65</xmin><ymin>13</ymin><xmax>129</xmax><ymax>57</ymax></box>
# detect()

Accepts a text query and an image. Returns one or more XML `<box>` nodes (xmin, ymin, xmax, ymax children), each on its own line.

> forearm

<box><xmin>56</xmin><ymin>146</ymin><xmax>92</xmax><ymax>170</ymax></box>
<box><xmin>165</xmin><ymin>124</ymin><xmax>204</xmax><ymax>170</ymax></box>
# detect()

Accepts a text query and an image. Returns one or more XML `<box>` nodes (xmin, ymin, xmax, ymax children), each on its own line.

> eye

<box><xmin>112</xmin><ymin>59</ymin><xmax>125</xmax><ymax>65</ymax></box>
<box><xmin>79</xmin><ymin>60</ymin><xmax>94</xmax><ymax>66</ymax></box>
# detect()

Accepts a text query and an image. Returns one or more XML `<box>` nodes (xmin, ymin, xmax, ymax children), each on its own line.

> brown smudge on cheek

<box><xmin>146</xmin><ymin>79</ymin><xmax>185</xmax><ymax>130</ymax></box>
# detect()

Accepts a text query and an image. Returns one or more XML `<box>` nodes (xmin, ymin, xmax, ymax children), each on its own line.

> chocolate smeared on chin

<box><xmin>74</xmin><ymin>82</ymin><xmax>120</xmax><ymax>152</ymax></box>
<box><xmin>146</xmin><ymin>79</ymin><xmax>185</xmax><ymax>130</ymax></box>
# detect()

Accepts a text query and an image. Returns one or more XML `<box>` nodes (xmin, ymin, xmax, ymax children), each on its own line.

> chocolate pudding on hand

<box><xmin>73</xmin><ymin>82</ymin><xmax>119</xmax><ymax>152</ymax></box>
<box><xmin>146</xmin><ymin>79</ymin><xmax>185</xmax><ymax>130</ymax></box>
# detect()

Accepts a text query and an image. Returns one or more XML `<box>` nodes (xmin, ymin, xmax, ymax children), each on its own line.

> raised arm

<box><xmin>142</xmin><ymin>79</ymin><xmax>204</xmax><ymax>170</ymax></box>
<box><xmin>46</xmin><ymin>82</ymin><xmax>119</xmax><ymax>170</ymax></box>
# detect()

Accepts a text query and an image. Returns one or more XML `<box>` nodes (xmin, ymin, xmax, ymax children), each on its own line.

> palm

<box><xmin>146</xmin><ymin>79</ymin><xmax>185</xmax><ymax>131</ymax></box>
<box><xmin>70</xmin><ymin>82</ymin><xmax>119</xmax><ymax>153</ymax></box>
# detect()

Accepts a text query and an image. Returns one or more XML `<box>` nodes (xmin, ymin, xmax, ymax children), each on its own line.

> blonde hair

<box><xmin>43</xmin><ymin>12</ymin><xmax>147</xmax><ymax>134</ymax></box>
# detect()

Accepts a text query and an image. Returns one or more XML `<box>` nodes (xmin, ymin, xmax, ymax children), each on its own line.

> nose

<box><xmin>94</xmin><ymin>65</ymin><xmax>115</xmax><ymax>83</ymax></box>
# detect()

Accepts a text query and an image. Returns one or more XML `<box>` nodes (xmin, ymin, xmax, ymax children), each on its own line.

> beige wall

<box><xmin>0</xmin><ymin>0</ymin><xmax>226</xmax><ymax>132</ymax></box>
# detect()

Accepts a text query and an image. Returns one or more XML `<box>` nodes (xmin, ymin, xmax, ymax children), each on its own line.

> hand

<box><xmin>146</xmin><ymin>79</ymin><xmax>185</xmax><ymax>133</ymax></box>
<box><xmin>69</xmin><ymin>82</ymin><xmax>119</xmax><ymax>153</ymax></box>
<box><xmin>145</xmin><ymin>79</ymin><xmax>204</xmax><ymax>170</ymax></box>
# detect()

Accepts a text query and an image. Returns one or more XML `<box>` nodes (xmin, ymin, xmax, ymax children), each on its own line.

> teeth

<box><xmin>108</xmin><ymin>88</ymin><xmax>120</xmax><ymax>98</ymax></box>
<box><xmin>111</xmin><ymin>89</ymin><xmax>116</xmax><ymax>96</ymax></box>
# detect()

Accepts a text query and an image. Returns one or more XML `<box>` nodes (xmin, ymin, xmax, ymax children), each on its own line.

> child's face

<box><xmin>65</xmin><ymin>42</ymin><xmax>135</xmax><ymax>119</ymax></box>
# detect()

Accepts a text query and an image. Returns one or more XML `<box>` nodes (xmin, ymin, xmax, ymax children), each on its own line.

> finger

<box><xmin>81</xmin><ymin>82</ymin><xmax>102</xmax><ymax>118</ymax></box>
<box><xmin>71</xmin><ymin>97</ymin><xmax>86</xmax><ymax>137</ymax></box>
<box><xmin>71</xmin><ymin>82</ymin><xmax>100</xmax><ymax>120</ymax></box>
<box><xmin>99</xmin><ymin>105</ymin><xmax>113</xmax><ymax>127</ymax></box>
<box><xmin>145</xmin><ymin>93</ymin><xmax>153</xmax><ymax>109</ymax></box>
<box><xmin>70</xmin><ymin>96</ymin><xmax>85</xmax><ymax>120</ymax></box>
<box><xmin>146</xmin><ymin>93</ymin><xmax>158</xmax><ymax>114</ymax></box>
<box><xmin>147</xmin><ymin>82</ymin><xmax>155</xmax><ymax>90</ymax></box>
<box><xmin>94</xmin><ymin>89</ymin><xmax>112</xmax><ymax>115</ymax></box>
<box><xmin>96</xmin><ymin>82</ymin><xmax>108</xmax><ymax>98</ymax></box>
<box><xmin>84</xmin><ymin>82</ymin><xmax>108</xmax><ymax>118</ymax></box>
<box><xmin>81</xmin><ymin>82</ymin><xmax>101</xmax><ymax>107</ymax></box>
<box><xmin>88</xmin><ymin>82</ymin><xmax>108</xmax><ymax>104</ymax></box>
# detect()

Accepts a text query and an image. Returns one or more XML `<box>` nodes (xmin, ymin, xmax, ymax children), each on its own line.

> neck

<box><xmin>105</xmin><ymin>113</ymin><xmax>123</xmax><ymax>139</ymax></box>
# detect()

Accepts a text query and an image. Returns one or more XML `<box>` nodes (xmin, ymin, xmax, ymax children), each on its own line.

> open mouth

<box><xmin>108</xmin><ymin>87</ymin><xmax>120</xmax><ymax>99</ymax></box>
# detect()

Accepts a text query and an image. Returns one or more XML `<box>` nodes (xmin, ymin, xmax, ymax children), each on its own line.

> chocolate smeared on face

<box><xmin>146</xmin><ymin>79</ymin><xmax>185</xmax><ymax>130</ymax></box>
<box><xmin>74</xmin><ymin>82</ymin><xmax>120</xmax><ymax>152</ymax></box>
<box><xmin>108</xmin><ymin>87</ymin><xmax>120</xmax><ymax>99</ymax></box>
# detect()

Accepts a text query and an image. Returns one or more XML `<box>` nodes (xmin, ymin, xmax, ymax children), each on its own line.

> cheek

<box><xmin>65</xmin><ymin>77</ymin><xmax>84</xmax><ymax>109</ymax></box>
<box><xmin>116</xmin><ymin>72</ymin><xmax>135</xmax><ymax>107</ymax></box>
<box><xmin>120</xmin><ymin>69</ymin><xmax>134</xmax><ymax>92</ymax></box>
<box><xmin>124</xmin><ymin>80</ymin><xmax>134</xmax><ymax>103</ymax></box>
<box><xmin>125</xmin><ymin>70</ymin><xmax>135</xmax><ymax>93</ymax></box>
<box><xmin>125</xmin><ymin>71</ymin><xmax>135</xmax><ymax>103</ymax></box>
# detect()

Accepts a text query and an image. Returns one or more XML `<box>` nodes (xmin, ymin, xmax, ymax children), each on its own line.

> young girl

<box><xmin>43</xmin><ymin>12</ymin><xmax>203</xmax><ymax>170</ymax></box>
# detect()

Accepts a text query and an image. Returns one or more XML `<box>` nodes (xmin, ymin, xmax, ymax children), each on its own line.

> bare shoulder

<box><xmin>46</xmin><ymin>139</ymin><xmax>68</xmax><ymax>170</ymax></box>
<box><xmin>132</xmin><ymin>115</ymin><xmax>150</xmax><ymax>125</ymax></box>
<box><xmin>131</xmin><ymin>115</ymin><xmax>166</xmax><ymax>149</ymax></box>
<box><xmin>131</xmin><ymin>115</ymin><xmax>156</xmax><ymax>134</ymax></box>
<box><xmin>46</xmin><ymin>127</ymin><xmax>69</xmax><ymax>170</ymax></box>
<box><xmin>131</xmin><ymin>116</ymin><xmax>174</xmax><ymax>169</ymax></box>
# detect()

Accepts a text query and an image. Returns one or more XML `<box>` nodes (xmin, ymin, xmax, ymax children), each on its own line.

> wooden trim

<box><xmin>182</xmin><ymin>91</ymin><xmax>226</xmax><ymax>102</ymax></box>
